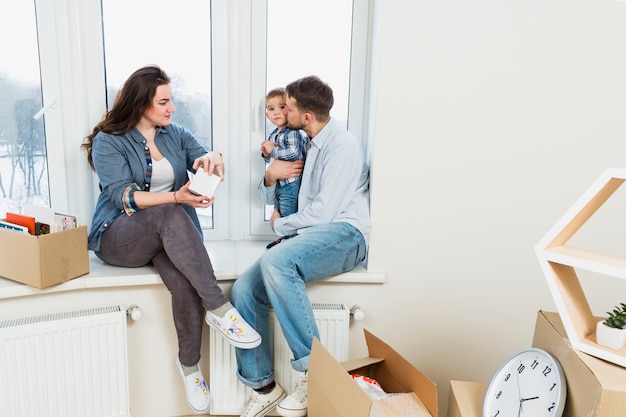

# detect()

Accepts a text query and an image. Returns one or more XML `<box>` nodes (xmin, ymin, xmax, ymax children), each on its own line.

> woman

<box><xmin>82</xmin><ymin>65</ymin><xmax>260</xmax><ymax>413</ymax></box>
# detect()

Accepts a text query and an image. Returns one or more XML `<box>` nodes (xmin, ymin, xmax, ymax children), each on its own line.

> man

<box><xmin>232</xmin><ymin>75</ymin><xmax>370</xmax><ymax>417</ymax></box>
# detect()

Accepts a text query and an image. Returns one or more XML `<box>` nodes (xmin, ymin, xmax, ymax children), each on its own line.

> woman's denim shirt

<box><xmin>88</xmin><ymin>123</ymin><xmax>209</xmax><ymax>251</ymax></box>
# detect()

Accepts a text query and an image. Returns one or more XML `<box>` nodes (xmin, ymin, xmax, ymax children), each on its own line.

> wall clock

<box><xmin>483</xmin><ymin>347</ymin><xmax>566</xmax><ymax>417</ymax></box>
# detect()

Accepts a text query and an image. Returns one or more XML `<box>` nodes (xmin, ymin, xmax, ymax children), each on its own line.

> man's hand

<box><xmin>264</xmin><ymin>160</ymin><xmax>304</xmax><ymax>186</ymax></box>
<box><xmin>269</xmin><ymin>208</ymin><xmax>281</xmax><ymax>231</ymax></box>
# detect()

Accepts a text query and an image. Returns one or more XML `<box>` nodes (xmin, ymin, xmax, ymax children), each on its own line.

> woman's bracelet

<box><xmin>173</xmin><ymin>190</ymin><xmax>180</xmax><ymax>204</ymax></box>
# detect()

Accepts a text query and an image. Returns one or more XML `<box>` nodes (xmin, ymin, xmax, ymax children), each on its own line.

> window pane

<box><xmin>267</xmin><ymin>0</ymin><xmax>352</xmax><ymax>126</ymax></box>
<box><xmin>264</xmin><ymin>0</ymin><xmax>353</xmax><ymax>219</ymax></box>
<box><xmin>101</xmin><ymin>0</ymin><xmax>214</xmax><ymax>227</ymax></box>
<box><xmin>0</xmin><ymin>2</ymin><xmax>49</xmax><ymax>214</ymax></box>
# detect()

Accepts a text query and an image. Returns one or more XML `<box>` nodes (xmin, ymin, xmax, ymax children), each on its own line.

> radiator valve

<box><xmin>350</xmin><ymin>305</ymin><xmax>365</xmax><ymax>321</ymax></box>
<box><xmin>126</xmin><ymin>304</ymin><xmax>142</xmax><ymax>321</ymax></box>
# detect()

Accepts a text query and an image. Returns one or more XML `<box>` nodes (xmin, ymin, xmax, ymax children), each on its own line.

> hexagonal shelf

<box><xmin>535</xmin><ymin>167</ymin><xmax>626</xmax><ymax>368</ymax></box>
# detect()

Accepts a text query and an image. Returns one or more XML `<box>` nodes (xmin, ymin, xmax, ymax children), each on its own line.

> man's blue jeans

<box><xmin>232</xmin><ymin>222</ymin><xmax>367</xmax><ymax>390</ymax></box>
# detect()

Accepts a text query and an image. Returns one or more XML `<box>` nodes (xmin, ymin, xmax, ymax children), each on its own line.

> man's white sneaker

<box><xmin>175</xmin><ymin>357</ymin><xmax>210</xmax><ymax>413</ymax></box>
<box><xmin>276</xmin><ymin>373</ymin><xmax>308</xmax><ymax>417</ymax></box>
<box><xmin>206</xmin><ymin>307</ymin><xmax>262</xmax><ymax>349</ymax></box>
<box><xmin>241</xmin><ymin>384</ymin><xmax>287</xmax><ymax>417</ymax></box>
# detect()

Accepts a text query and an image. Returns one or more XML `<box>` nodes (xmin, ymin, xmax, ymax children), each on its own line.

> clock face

<box><xmin>483</xmin><ymin>348</ymin><xmax>566</xmax><ymax>417</ymax></box>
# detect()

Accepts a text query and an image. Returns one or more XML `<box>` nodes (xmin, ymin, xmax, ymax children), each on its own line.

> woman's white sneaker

<box><xmin>205</xmin><ymin>307</ymin><xmax>262</xmax><ymax>349</ymax></box>
<box><xmin>175</xmin><ymin>357</ymin><xmax>210</xmax><ymax>413</ymax></box>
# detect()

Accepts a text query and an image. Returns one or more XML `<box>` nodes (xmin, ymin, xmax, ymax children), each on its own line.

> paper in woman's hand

<box><xmin>188</xmin><ymin>169</ymin><xmax>221</xmax><ymax>198</ymax></box>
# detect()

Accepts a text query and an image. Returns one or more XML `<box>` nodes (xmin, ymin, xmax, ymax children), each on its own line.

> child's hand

<box><xmin>261</xmin><ymin>140</ymin><xmax>275</xmax><ymax>157</ymax></box>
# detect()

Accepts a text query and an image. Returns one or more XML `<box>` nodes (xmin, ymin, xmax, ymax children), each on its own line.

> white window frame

<box><xmin>246</xmin><ymin>0</ymin><xmax>379</xmax><ymax>238</ymax></box>
<box><xmin>35</xmin><ymin>0</ymin><xmax>380</xmax><ymax>246</ymax></box>
<box><xmin>211</xmin><ymin>0</ymin><xmax>253</xmax><ymax>241</ymax></box>
<box><xmin>35</xmin><ymin>0</ymin><xmax>107</xmax><ymax>224</ymax></box>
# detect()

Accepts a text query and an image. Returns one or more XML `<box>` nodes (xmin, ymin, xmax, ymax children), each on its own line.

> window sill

<box><xmin>0</xmin><ymin>240</ymin><xmax>385</xmax><ymax>300</ymax></box>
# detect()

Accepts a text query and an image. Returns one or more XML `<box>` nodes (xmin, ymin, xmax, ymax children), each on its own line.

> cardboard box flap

<box><xmin>342</xmin><ymin>356</ymin><xmax>385</xmax><ymax>372</ymax></box>
<box><xmin>533</xmin><ymin>311</ymin><xmax>603</xmax><ymax>417</ymax></box>
<box><xmin>536</xmin><ymin>311</ymin><xmax>626</xmax><ymax>390</ymax></box>
<box><xmin>310</xmin><ymin>337</ymin><xmax>373</xmax><ymax>417</ymax></box>
<box><xmin>364</xmin><ymin>329</ymin><xmax>438</xmax><ymax>417</ymax></box>
<box><xmin>578</xmin><ymin>352</ymin><xmax>626</xmax><ymax>390</ymax></box>
<box><xmin>447</xmin><ymin>380</ymin><xmax>487</xmax><ymax>417</ymax></box>
<box><xmin>533</xmin><ymin>311</ymin><xmax>626</xmax><ymax>417</ymax></box>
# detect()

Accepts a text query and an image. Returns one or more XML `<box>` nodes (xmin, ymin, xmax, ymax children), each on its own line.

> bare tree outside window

<box><xmin>0</xmin><ymin>2</ymin><xmax>50</xmax><ymax>215</ymax></box>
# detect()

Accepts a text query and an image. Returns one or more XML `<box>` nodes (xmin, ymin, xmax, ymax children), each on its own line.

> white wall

<box><xmin>364</xmin><ymin>0</ymin><xmax>626</xmax><ymax>414</ymax></box>
<box><xmin>3</xmin><ymin>1</ymin><xmax>626</xmax><ymax>416</ymax></box>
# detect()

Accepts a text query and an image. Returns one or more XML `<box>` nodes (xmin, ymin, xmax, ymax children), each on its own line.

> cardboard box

<box><xmin>309</xmin><ymin>329</ymin><xmax>437</xmax><ymax>417</ymax></box>
<box><xmin>446</xmin><ymin>380</ymin><xmax>487</xmax><ymax>417</ymax></box>
<box><xmin>532</xmin><ymin>311</ymin><xmax>626</xmax><ymax>417</ymax></box>
<box><xmin>0</xmin><ymin>225</ymin><xmax>89</xmax><ymax>289</ymax></box>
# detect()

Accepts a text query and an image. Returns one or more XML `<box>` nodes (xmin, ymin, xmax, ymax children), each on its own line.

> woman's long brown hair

<box><xmin>81</xmin><ymin>65</ymin><xmax>171</xmax><ymax>170</ymax></box>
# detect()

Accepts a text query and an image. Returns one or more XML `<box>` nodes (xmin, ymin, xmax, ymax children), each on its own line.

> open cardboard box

<box><xmin>532</xmin><ymin>311</ymin><xmax>626</xmax><ymax>417</ymax></box>
<box><xmin>309</xmin><ymin>329</ymin><xmax>437</xmax><ymax>417</ymax></box>
<box><xmin>446</xmin><ymin>380</ymin><xmax>487</xmax><ymax>417</ymax></box>
<box><xmin>0</xmin><ymin>225</ymin><xmax>89</xmax><ymax>289</ymax></box>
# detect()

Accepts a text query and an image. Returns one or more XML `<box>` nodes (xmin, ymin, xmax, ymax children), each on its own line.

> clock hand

<box><xmin>521</xmin><ymin>396</ymin><xmax>539</xmax><ymax>402</ymax></box>
<box><xmin>516</xmin><ymin>372</ymin><xmax>523</xmax><ymax>417</ymax></box>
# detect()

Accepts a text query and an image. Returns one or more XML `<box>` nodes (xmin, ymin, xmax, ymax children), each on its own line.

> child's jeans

<box><xmin>275</xmin><ymin>177</ymin><xmax>301</xmax><ymax>216</ymax></box>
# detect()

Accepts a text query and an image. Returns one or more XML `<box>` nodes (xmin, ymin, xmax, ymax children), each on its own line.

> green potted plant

<box><xmin>596</xmin><ymin>303</ymin><xmax>626</xmax><ymax>350</ymax></box>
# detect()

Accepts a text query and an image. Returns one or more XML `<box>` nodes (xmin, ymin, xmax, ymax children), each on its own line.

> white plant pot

<box><xmin>596</xmin><ymin>320</ymin><xmax>626</xmax><ymax>351</ymax></box>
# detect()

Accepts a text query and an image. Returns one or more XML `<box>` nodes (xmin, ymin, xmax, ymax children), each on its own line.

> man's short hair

<box><xmin>285</xmin><ymin>76</ymin><xmax>334</xmax><ymax>121</ymax></box>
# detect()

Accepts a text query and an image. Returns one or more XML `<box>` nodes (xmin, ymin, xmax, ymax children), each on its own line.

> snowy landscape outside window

<box><xmin>0</xmin><ymin>2</ymin><xmax>49</xmax><ymax>215</ymax></box>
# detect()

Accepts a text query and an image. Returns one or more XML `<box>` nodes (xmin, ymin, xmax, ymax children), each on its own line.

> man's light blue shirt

<box><xmin>258</xmin><ymin>118</ymin><xmax>370</xmax><ymax>243</ymax></box>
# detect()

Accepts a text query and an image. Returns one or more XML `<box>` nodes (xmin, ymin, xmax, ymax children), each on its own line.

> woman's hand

<box><xmin>135</xmin><ymin>180</ymin><xmax>214</xmax><ymax>209</ymax></box>
<box><xmin>264</xmin><ymin>160</ymin><xmax>304</xmax><ymax>186</ymax></box>
<box><xmin>174</xmin><ymin>181</ymin><xmax>215</xmax><ymax>208</ymax></box>
<box><xmin>193</xmin><ymin>151</ymin><xmax>224</xmax><ymax>180</ymax></box>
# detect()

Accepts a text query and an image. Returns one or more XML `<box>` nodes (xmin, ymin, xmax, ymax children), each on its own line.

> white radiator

<box><xmin>209</xmin><ymin>302</ymin><xmax>350</xmax><ymax>415</ymax></box>
<box><xmin>0</xmin><ymin>305</ymin><xmax>130</xmax><ymax>417</ymax></box>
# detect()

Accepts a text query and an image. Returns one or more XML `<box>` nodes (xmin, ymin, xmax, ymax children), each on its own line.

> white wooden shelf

<box><xmin>544</xmin><ymin>246</ymin><xmax>626</xmax><ymax>280</ymax></box>
<box><xmin>536</xmin><ymin>167</ymin><xmax>626</xmax><ymax>368</ymax></box>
